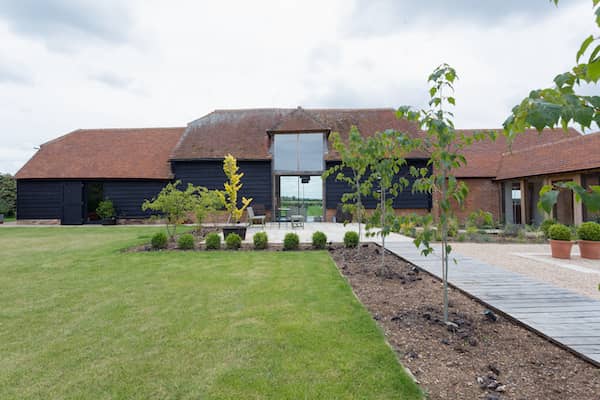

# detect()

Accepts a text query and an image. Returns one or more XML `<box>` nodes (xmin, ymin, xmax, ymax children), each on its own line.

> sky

<box><xmin>0</xmin><ymin>0</ymin><xmax>597</xmax><ymax>174</ymax></box>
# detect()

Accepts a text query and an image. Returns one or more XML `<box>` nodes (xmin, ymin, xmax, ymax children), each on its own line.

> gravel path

<box><xmin>451</xmin><ymin>242</ymin><xmax>600</xmax><ymax>300</ymax></box>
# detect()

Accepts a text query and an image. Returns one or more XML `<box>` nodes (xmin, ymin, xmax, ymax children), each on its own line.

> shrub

<box><xmin>96</xmin><ymin>199</ymin><xmax>115</xmax><ymax>219</ymax></box>
<box><xmin>540</xmin><ymin>219</ymin><xmax>557</xmax><ymax>238</ymax></box>
<box><xmin>312</xmin><ymin>231</ymin><xmax>327</xmax><ymax>249</ymax></box>
<box><xmin>548</xmin><ymin>224</ymin><xmax>572</xmax><ymax>241</ymax></box>
<box><xmin>466</xmin><ymin>209</ymin><xmax>494</xmax><ymax>229</ymax></box>
<box><xmin>344</xmin><ymin>231</ymin><xmax>359</xmax><ymax>248</ymax></box>
<box><xmin>578</xmin><ymin>221</ymin><xmax>600</xmax><ymax>241</ymax></box>
<box><xmin>177</xmin><ymin>233</ymin><xmax>195</xmax><ymax>249</ymax></box>
<box><xmin>502</xmin><ymin>223</ymin><xmax>520</xmax><ymax>237</ymax></box>
<box><xmin>151</xmin><ymin>232</ymin><xmax>168</xmax><ymax>249</ymax></box>
<box><xmin>283</xmin><ymin>233</ymin><xmax>300</xmax><ymax>250</ymax></box>
<box><xmin>205</xmin><ymin>232</ymin><xmax>221</xmax><ymax>250</ymax></box>
<box><xmin>253</xmin><ymin>231</ymin><xmax>268</xmax><ymax>250</ymax></box>
<box><xmin>225</xmin><ymin>233</ymin><xmax>242</xmax><ymax>250</ymax></box>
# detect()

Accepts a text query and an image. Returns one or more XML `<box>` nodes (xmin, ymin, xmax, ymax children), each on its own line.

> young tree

<box><xmin>0</xmin><ymin>173</ymin><xmax>16</xmax><ymax>217</ymax></box>
<box><xmin>142</xmin><ymin>180</ymin><xmax>197</xmax><ymax>240</ymax></box>
<box><xmin>194</xmin><ymin>187</ymin><xmax>223</xmax><ymax>231</ymax></box>
<box><xmin>364</xmin><ymin>130</ymin><xmax>415</xmax><ymax>270</ymax></box>
<box><xmin>323</xmin><ymin>126</ymin><xmax>372</xmax><ymax>244</ymax></box>
<box><xmin>396</xmin><ymin>64</ymin><xmax>492</xmax><ymax>323</ymax></box>
<box><xmin>217</xmin><ymin>154</ymin><xmax>252</xmax><ymax>224</ymax></box>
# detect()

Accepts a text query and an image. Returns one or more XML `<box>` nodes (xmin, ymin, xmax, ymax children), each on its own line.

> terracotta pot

<box><xmin>578</xmin><ymin>240</ymin><xmax>600</xmax><ymax>260</ymax></box>
<box><xmin>549</xmin><ymin>239</ymin><xmax>574</xmax><ymax>259</ymax></box>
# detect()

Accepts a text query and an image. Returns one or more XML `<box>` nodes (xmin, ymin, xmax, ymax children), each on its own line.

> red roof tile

<box><xmin>454</xmin><ymin>128</ymin><xmax>581</xmax><ymax>178</ymax></box>
<box><xmin>170</xmin><ymin>108</ymin><xmax>427</xmax><ymax>160</ymax></box>
<box><xmin>16</xmin><ymin>127</ymin><xmax>185</xmax><ymax>179</ymax></box>
<box><xmin>495</xmin><ymin>132</ymin><xmax>600</xmax><ymax>180</ymax></box>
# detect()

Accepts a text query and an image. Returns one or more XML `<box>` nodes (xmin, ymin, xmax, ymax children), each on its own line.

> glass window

<box><xmin>273</xmin><ymin>133</ymin><xmax>324</xmax><ymax>172</ymax></box>
<box><xmin>273</xmin><ymin>134</ymin><xmax>297</xmax><ymax>171</ymax></box>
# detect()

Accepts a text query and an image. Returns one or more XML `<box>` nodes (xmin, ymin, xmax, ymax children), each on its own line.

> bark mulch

<box><xmin>330</xmin><ymin>243</ymin><xmax>600</xmax><ymax>400</ymax></box>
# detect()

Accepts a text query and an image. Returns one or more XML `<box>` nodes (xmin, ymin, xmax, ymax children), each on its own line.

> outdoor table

<box><xmin>277</xmin><ymin>207</ymin><xmax>291</xmax><ymax>228</ymax></box>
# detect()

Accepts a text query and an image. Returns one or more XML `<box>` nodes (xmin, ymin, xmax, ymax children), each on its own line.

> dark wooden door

<box><xmin>62</xmin><ymin>181</ymin><xmax>83</xmax><ymax>225</ymax></box>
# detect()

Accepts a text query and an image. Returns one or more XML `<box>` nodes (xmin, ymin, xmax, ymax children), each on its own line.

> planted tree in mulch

<box><xmin>396</xmin><ymin>64</ymin><xmax>493</xmax><ymax>323</ymax></box>
<box><xmin>142</xmin><ymin>180</ymin><xmax>198</xmax><ymax>241</ymax></box>
<box><xmin>364</xmin><ymin>130</ymin><xmax>415</xmax><ymax>270</ymax></box>
<box><xmin>323</xmin><ymin>126</ymin><xmax>372</xmax><ymax>248</ymax></box>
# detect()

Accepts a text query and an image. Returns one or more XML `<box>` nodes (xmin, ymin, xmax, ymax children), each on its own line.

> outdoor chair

<box><xmin>289</xmin><ymin>206</ymin><xmax>305</xmax><ymax>229</ymax></box>
<box><xmin>247</xmin><ymin>206</ymin><xmax>266</xmax><ymax>228</ymax></box>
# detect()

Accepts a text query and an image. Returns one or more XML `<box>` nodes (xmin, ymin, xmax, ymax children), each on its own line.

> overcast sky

<box><xmin>0</xmin><ymin>0</ymin><xmax>596</xmax><ymax>174</ymax></box>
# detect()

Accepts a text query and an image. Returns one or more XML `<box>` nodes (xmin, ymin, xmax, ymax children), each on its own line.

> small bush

<box><xmin>253</xmin><ymin>231</ymin><xmax>268</xmax><ymax>250</ymax></box>
<box><xmin>283</xmin><ymin>233</ymin><xmax>300</xmax><ymax>250</ymax></box>
<box><xmin>151</xmin><ymin>232</ymin><xmax>168</xmax><ymax>249</ymax></box>
<box><xmin>312</xmin><ymin>231</ymin><xmax>327</xmax><ymax>249</ymax></box>
<box><xmin>548</xmin><ymin>224</ymin><xmax>572</xmax><ymax>241</ymax></box>
<box><xmin>96</xmin><ymin>198</ymin><xmax>115</xmax><ymax>219</ymax></box>
<box><xmin>344</xmin><ymin>231</ymin><xmax>359</xmax><ymax>248</ymax></box>
<box><xmin>177</xmin><ymin>233</ymin><xmax>195</xmax><ymax>250</ymax></box>
<box><xmin>457</xmin><ymin>233</ymin><xmax>466</xmax><ymax>242</ymax></box>
<box><xmin>502</xmin><ymin>223</ymin><xmax>520</xmax><ymax>237</ymax></box>
<box><xmin>578</xmin><ymin>221</ymin><xmax>600</xmax><ymax>241</ymax></box>
<box><xmin>466</xmin><ymin>209</ymin><xmax>494</xmax><ymax>229</ymax></box>
<box><xmin>540</xmin><ymin>219</ymin><xmax>557</xmax><ymax>238</ymax></box>
<box><xmin>205</xmin><ymin>232</ymin><xmax>221</xmax><ymax>250</ymax></box>
<box><xmin>225</xmin><ymin>233</ymin><xmax>242</xmax><ymax>250</ymax></box>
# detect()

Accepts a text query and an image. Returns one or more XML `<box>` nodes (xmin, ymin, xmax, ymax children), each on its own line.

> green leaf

<box><xmin>538</xmin><ymin>187</ymin><xmax>559</xmax><ymax>214</ymax></box>
<box><xmin>586</xmin><ymin>58</ymin><xmax>600</xmax><ymax>82</ymax></box>
<box><xmin>447</xmin><ymin>97</ymin><xmax>456</xmax><ymax>105</ymax></box>
<box><xmin>577</xmin><ymin>35</ymin><xmax>594</xmax><ymax>62</ymax></box>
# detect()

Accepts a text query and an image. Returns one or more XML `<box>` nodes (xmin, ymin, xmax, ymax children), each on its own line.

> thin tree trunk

<box><xmin>441</xmin><ymin>169</ymin><xmax>449</xmax><ymax>324</ymax></box>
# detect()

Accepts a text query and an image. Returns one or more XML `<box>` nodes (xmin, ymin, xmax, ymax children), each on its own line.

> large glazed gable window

<box><xmin>273</xmin><ymin>133</ymin><xmax>324</xmax><ymax>172</ymax></box>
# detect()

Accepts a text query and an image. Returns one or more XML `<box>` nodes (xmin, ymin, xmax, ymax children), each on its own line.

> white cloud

<box><xmin>0</xmin><ymin>0</ymin><xmax>597</xmax><ymax>174</ymax></box>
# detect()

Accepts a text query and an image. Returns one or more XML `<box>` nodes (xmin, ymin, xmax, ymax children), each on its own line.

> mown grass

<box><xmin>0</xmin><ymin>227</ymin><xmax>421</xmax><ymax>399</ymax></box>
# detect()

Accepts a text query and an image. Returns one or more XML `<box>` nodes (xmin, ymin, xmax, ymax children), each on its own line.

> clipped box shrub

<box><xmin>178</xmin><ymin>233</ymin><xmax>195</xmax><ymax>250</ymax></box>
<box><xmin>312</xmin><ymin>231</ymin><xmax>327</xmax><ymax>249</ymax></box>
<box><xmin>344</xmin><ymin>231</ymin><xmax>359</xmax><ymax>248</ymax></box>
<box><xmin>283</xmin><ymin>233</ymin><xmax>299</xmax><ymax>250</ymax></box>
<box><xmin>540</xmin><ymin>219</ymin><xmax>557</xmax><ymax>238</ymax></box>
<box><xmin>578</xmin><ymin>221</ymin><xmax>600</xmax><ymax>241</ymax></box>
<box><xmin>205</xmin><ymin>232</ymin><xmax>221</xmax><ymax>250</ymax></box>
<box><xmin>151</xmin><ymin>232</ymin><xmax>168</xmax><ymax>249</ymax></box>
<box><xmin>225</xmin><ymin>233</ymin><xmax>242</xmax><ymax>250</ymax></box>
<box><xmin>548</xmin><ymin>224</ymin><xmax>572</xmax><ymax>241</ymax></box>
<box><xmin>253</xmin><ymin>231</ymin><xmax>268</xmax><ymax>250</ymax></box>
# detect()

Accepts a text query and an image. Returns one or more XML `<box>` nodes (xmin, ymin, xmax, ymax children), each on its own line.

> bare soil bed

<box><xmin>330</xmin><ymin>244</ymin><xmax>600</xmax><ymax>400</ymax></box>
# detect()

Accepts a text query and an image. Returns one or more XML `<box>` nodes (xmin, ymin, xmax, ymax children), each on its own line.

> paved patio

<box><xmin>386</xmin><ymin>241</ymin><xmax>600</xmax><ymax>367</ymax></box>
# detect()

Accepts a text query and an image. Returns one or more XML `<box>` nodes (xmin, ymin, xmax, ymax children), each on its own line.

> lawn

<box><xmin>0</xmin><ymin>227</ymin><xmax>421</xmax><ymax>399</ymax></box>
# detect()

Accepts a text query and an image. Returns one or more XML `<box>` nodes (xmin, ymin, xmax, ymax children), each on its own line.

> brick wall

<box><xmin>432</xmin><ymin>178</ymin><xmax>501</xmax><ymax>224</ymax></box>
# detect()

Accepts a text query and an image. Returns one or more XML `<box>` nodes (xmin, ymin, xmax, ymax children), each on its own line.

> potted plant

<box><xmin>217</xmin><ymin>154</ymin><xmax>252</xmax><ymax>240</ymax></box>
<box><xmin>96</xmin><ymin>198</ymin><xmax>117</xmax><ymax>225</ymax></box>
<box><xmin>548</xmin><ymin>223</ymin><xmax>574</xmax><ymax>259</ymax></box>
<box><xmin>577</xmin><ymin>221</ymin><xmax>600</xmax><ymax>259</ymax></box>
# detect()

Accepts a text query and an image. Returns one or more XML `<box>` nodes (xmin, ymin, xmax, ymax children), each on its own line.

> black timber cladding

<box><xmin>16</xmin><ymin>179</ymin><xmax>169</xmax><ymax>220</ymax></box>
<box><xmin>172</xmin><ymin>160</ymin><xmax>272</xmax><ymax>208</ymax></box>
<box><xmin>325</xmin><ymin>160</ymin><xmax>432</xmax><ymax>210</ymax></box>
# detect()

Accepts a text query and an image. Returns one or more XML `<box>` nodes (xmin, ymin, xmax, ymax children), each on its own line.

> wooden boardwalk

<box><xmin>385</xmin><ymin>241</ymin><xmax>600</xmax><ymax>367</ymax></box>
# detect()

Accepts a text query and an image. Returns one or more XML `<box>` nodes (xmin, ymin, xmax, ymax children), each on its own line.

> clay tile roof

<box><xmin>16</xmin><ymin>127</ymin><xmax>185</xmax><ymax>180</ymax></box>
<box><xmin>170</xmin><ymin>108</ymin><xmax>427</xmax><ymax>160</ymax></box>
<box><xmin>495</xmin><ymin>131</ymin><xmax>600</xmax><ymax>180</ymax></box>
<box><xmin>455</xmin><ymin>128</ymin><xmax>582</xmax><ymax>178</ymax></box>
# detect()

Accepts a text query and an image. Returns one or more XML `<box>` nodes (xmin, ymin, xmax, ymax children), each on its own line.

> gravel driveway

<box><xmin>450</xmin><ymin>242</ymin><xmax>600</xmax><ymax>300</ymax></box>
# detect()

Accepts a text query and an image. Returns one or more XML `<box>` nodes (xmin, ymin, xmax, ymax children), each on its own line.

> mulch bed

<box><xmin>329</xmin><ymin>244</ymin><xmax>600</xmax><ymax>400</ymax></box>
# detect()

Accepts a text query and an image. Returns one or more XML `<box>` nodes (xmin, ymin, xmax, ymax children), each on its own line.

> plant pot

<box><xmin>578</xmin><ymin>240</ymin><xmax>600</xmax><ymax>260</ymax></box>
<box><xmin>101</xmin><ymin>217</ymin><xmax>117</xmax><ymax>225</ymax></box>
<box><xmin>549</xmin><ymin>239</ymin><xmax>574</xmax><ymax>259</ymax></box>
<box><xmin>223</xmin><ymin>225</ymin><xmax>247</xmax><ymax>240</ymax></box>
